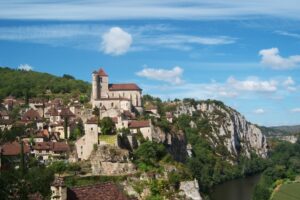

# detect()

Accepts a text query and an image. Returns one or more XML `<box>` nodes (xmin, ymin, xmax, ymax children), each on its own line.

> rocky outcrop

<box><xmin>90</xmin><ymin>145</ymin><xmax>136</xmax><ymax>175</ymax></box>
<box><xmin>152</xmin><ymin>127</ymin><xmax>188</xmax><ymax>162</ymax></box>
<box><xmin>175</xmin><ymin>100</ymin><xmax>268</xmax><ymax>158</ymax></box>
<box><xmin>179</xmin><ymin>180</ymin><xmax>202</xmax><ymax>200</ymax></box>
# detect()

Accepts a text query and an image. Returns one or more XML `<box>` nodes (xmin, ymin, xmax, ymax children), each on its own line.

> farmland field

<box><xmin>272</xmin><ymin>182</ymin><xmax>300</xmax><ymax>200</ymax></box>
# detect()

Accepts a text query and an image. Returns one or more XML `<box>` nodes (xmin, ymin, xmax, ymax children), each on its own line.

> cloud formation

<box><xmin>253</xmin><ymin>108</ymin><xmax>265</xmax><ymax>114</ymax></box>
<box><xmin>1</xmin><ymin>1</ymin><xmax>300</xmax><ymax>20</ymax></box>
<box><xmin>18</xmin><ymin>64</ymin><xmax>33</xmax><ymax>71</ymax></box>
<box><xmin>291</xmin><ymin>108</ymin><xmax>300</xmax><ymax>113</ymax></box>
<box><xmin>259</xmin><ymin>48</ymin><xmax>300</xmax><ymax>69</ymax></box>
<box><xmin>101</xmin><ymin>27</ymin><xmax>132</xmax><ymax>56</ymax></box>
<box><xmin>137</xmin><ymin>66</ymin><xmax>184</xmax><ymax>84</ymax></box>
<box><xmin>227</xmin><ymin>76</ymin><xmax>277</xmax><ymax>92</ymax></box>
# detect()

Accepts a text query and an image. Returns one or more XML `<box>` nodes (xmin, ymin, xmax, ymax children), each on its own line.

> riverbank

<box><xmin>271</xmin><ymin>177</ymin><xmax>300</xmax><ymax>200</ymax></box>
<box><xmin>210</xmin><ymin>174</ymin><xmax>261</xmax><ymax>200</ymax></box>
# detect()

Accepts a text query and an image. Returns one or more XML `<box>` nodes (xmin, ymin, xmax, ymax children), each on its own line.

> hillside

<box><xmin>144</xmin><ymin>98</ymin><xmax>269</xmax><ymax>194</ymax></box>
<box><xmin>260</xmin><ymin>125</ymin><xmax>300</xmax><ymax>136</ymax></box>
<box><xmin>0</xmin><ymin>67</ymin><xmax>91</xmax><ymax>100</ymax></box>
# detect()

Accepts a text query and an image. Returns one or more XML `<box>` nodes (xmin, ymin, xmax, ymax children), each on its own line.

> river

<box><xmin>210</xmin><ymin>174</ymin><xmax>261</xmax><ymax>200</ymax></box>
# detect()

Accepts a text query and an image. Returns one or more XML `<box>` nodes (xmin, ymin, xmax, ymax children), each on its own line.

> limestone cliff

<box><xmin>174</xmin><ymin>100</ymin><xmax>268</xmax><ymax>158</ymax></box>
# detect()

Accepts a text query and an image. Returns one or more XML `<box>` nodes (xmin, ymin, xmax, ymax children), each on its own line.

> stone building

<box><xmin>75</xmin><ymin>117</ymin><xmax>99</xmax><ymax>160</ymax></box>
<box><xmin>91</xmin><ymin>68</ymin><xmax>143</xmax><ymax>115</ymax></box>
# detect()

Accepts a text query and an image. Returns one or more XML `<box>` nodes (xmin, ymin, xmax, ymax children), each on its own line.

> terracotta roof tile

<box><xmin>86</xmin><ymin>117</ymin><xmax>98</xmax><ymax>124</ymax></box>
<box><xmin>129</xmin><ymin>120</ymin><xmax>150</xmax><ymax>128</ymax></box>
<box><xmin>45</xmin><ymin>107</ymin><xmax>59</xmax><ymax>116</ymax></box>
<box><xmin>1</xmin><ymin>141</ymin><xmax>30</xmax><ymax>156</ymax></box>
<box><xmin>98</xmin><ymin>68</ymin><xmax>108</xmax><ymax>77</ymax></box>
<box><xmin>33</xmin><ymin>142</ymin><xmax>69</xmax><ymax>152</ymax></box>
<box><xmin>22</xmin><ymin>109</ymin><xmax>41</xmax><ymax>121</ymax></box>
<box><xmin>60</xmin><ymin>108</ymin><xmax>75</xmax><ymax>117</ymax></box>
<box><xmin>67</xmin><ymin>182</ymin><xmax>130</xmax><ymax>200</ymax></box>
<box><xmin>109</xmin><ymin>83</ymin><xmax>142</xmax><ymax>91</ymax></box>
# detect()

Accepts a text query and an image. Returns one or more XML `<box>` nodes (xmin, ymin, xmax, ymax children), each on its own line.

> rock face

<box><xmin>90</xmin><ymin>145</ymin><xmax>136</xmax><ymax>175</ymax></box>
<box><xmin>152</xmin><ymin>127</ymin><xmax>188</xmax><ymax>162</ymax></box>
<box><xmin>179</xmin><ymin>180</ymin><xmax>202</xmax><ymax>200</ymax></box>
<box><xmin>176</xmin><ymin>101</ymin><xmax>268</xmax><ymax>158</ymax></box>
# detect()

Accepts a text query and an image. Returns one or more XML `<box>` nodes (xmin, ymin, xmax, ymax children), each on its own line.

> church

<box><xmin>91</xmin><ymin>68</ymin><xmax>143</xmax><ymax>115</ymax></box>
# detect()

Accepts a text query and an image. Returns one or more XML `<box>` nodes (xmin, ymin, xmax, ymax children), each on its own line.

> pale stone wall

<box><xmin>75</xmin><ymin>123</ymin><xmax>98</xmax><ymax>160</ymax></box>
<box><xmin>179</xmin><ymin>180</ymin><xmax>202</xmax><ymax>200</ymax></box>
<box><xmin>49</xmin><ymin>125</ymin><xmax>70</xmax><ymax>139</ymax></box>
<box><xmin>130</xmin><ymin>126</ymin><xmax>153</xmax><ymax>141</ymax></box>
<box><xmin>51</xmin><ymin>185</ymin><xmax>67</xmax><ymax>200</ymax></box>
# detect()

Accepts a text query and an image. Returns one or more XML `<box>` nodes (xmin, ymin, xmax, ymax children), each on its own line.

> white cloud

<box><xmin>283</xmin><ymin>76</ymin><xmax>295</xmax><ymax>86</ymax></box>
<box><xmin>18</xmin><ymin>64</ymin><xmax>33</xmax><ymax>71</ymax></box>
<box><xmin>227</xmin><ymin>76</ymin><xmax>278</xmax><ymax>92</ymax></box>
<box><xmin>137</xmin><ymin>66</ymin><xmax>184</xmax><ymax>84</ymax></box>
<box><xmin>141</xmin><ymin>75</ymin><xmax>298</xmax><ymax>101</ymax></box>
<box><xmin>253</xmin><ymin>108</ymin><xmax>265</xmax><ymax>114</ymax></box>
<box><xmin>1</xmin><ymin>1</ymin><xmax>300</xmax><ymax>20</ymax></box>
<box><xmin>291</xmin><ymin>108</ymin><xmax>300</xmax><ymax>113</ymax></box>
<box><xmin>101</xmin><ymin>27</ymin><xmax>132</xmax><ymax>56</ymax></box>
<box><xmin>259</xmin><ymin>48</ymin><xmax>300</xmax><ymax>69</ymax></box>
<box><xmin>275</xmin><ymin>30</ymin><xmax>300</xmax><ymax>39</ymax></box>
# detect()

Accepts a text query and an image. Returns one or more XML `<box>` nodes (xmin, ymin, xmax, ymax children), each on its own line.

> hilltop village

<box><xmin>0</xmin><ymin>68</ymin><xmax>202</xmax><ymax>200</ymax></box>
<box><xmin>2</xmin><ymin>67</ymin><xmax>298</xmax><ymax>200</ymax></box>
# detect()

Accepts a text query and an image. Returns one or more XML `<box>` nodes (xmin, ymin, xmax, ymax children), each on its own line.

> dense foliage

<box><xmin>0</xmin><ymin>67</ymin><xmax>90</xmax><ymax>101</ymax></box>
<box><xmin>175</xmin><ymin>114</ymin><xmax>267</xmax><ymax>194</ymax></box>
<box><xmin>253</xmin><ymin>140</ymin><xmax>300</xmax><ymax>200</ymax></box>
<box><xmin>99</xmin><ymin>117</ymin><xmax>116</xmax><ymax>135</ymax></box>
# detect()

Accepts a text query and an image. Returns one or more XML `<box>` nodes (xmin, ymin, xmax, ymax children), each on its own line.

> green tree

<box><xmin>99</xmin><ymin>117</ymin><xmax>115</xmax><ymax>135</ymax></box>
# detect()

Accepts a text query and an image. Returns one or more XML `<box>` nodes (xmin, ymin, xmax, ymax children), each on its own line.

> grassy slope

<box><xmin>272</xmin><ymin>182</ymin><xmax>300</xmax><ymax>200</ymax></box>
<box><xmin>0</xmin><ymin>67</ymin><xmax>91</xmax><ymax>99</ymax></box>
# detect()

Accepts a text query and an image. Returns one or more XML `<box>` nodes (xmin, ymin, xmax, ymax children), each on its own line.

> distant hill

<box><xmin>270</xmin><ymin>125</ymin><xmax>300</xmax><ymax>134</ymax></box>
<box><xmin>260</xmin><ymin>125</ymin><xmax>300</xmax><ymax>136</ymax></box>
<box><xmin>0</xmin><ymin>67</ymin><xmax>91</xmax><ymax>100</ymax></box>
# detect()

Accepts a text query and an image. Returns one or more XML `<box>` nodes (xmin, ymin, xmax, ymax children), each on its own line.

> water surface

<box><xmin>210</xmin><ymin>174</ymin><xmax>261</xmax><ymax>200</ymax></box>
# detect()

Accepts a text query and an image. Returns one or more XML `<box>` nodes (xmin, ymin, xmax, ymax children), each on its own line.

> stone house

<box><xmin>75</xmin><ymin>117</ymin><xmax>98</xmax><ymax>160</ymax></box>
<box><xmin>32</xmin><ymin>142</ymin><xmax>69</xmax><ymax>163</ymax></box>
<box><xmin>50</xmin><ymin>177</ymin><xmax>131</xmax><ymax>200</ymax></box>
<box><xmin>128</xmin><ymin>120</ymin><xmax>154</xmax><ymax>141</ymax></box>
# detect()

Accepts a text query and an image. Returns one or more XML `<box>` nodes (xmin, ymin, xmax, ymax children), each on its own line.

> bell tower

<box><xmin>98</xmin><ymin>68</ymin><xmax>109</xmax><ymax>98</ymax></box>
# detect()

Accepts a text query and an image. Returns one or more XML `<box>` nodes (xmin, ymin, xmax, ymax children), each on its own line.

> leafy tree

<box><xmin>99</xmin><ymin>117</ymin><xmax>115</xmax><ymax>135</ymax></box>
<box><xmin>133</xmin><ymin>141</ymin><xmax>166</xmax><ymax>170</ymax></box>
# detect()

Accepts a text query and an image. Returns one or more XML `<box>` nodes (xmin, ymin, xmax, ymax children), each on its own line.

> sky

<box><xmin>0</xmin><ymin>0</ymin><xmax>300</xmax><ymax>126</ymax></box>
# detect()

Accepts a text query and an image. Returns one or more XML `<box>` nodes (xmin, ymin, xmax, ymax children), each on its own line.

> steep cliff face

<box><xmin>175</xmin><ymin>100</ymin><xmax>268</xmax><ymax>158</ymax></box>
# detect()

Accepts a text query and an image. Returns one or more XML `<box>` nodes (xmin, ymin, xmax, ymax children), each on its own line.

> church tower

<box><xmin>92</xmin><ymin>71</ymin><xmax>99</xmax><ymax>100</ymax></box>
<box><xmin>98</xmin><ymin>68</ymin><xmax>109</xmax><ymax>98</ymax></box>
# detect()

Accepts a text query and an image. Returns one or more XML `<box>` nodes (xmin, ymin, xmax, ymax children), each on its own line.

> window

<box><xmin>111</xmin><ymin>102</ymin><xmax>114</xmax><ymax>107</ymax></box>
<box><xmin>99</xmin><ymin>77</ymin><xmax>102</xmax><ymax>82</ymax></box>
<box><xmin>91</xmin><ymin>128</ymin><xmax>93</xmax><ymax>130</ymax></box>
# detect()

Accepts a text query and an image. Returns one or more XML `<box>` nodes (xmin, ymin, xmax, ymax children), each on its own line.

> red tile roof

<box><xmin>22</xmin><ymin>109</ymin><xmax>41</xmax><ymax>121</ymax></box>
<box><xmin>86</xmin><ymin>117</ymin><xmax>98</xmax><ymax>124</ymax></box>
<box><xmin>109</xmin><ymin>83</ymin><xmax>142</xmax><ymax>91</ymax></box>
<box><xmin>1</xmin><ymin>141</ymin><xmax>30</xmax><ymax>156</ymax></box>
<box><xmin>128</xmin><ymin>120</ymin><xmax>150</xmax><ymax>128</ymax></box>
<box><xmin>98</xmin><ymin>68</ymin><xmax>108</xmax><ymax>77</ymax></box>
<box><xmin>45</xmin><ymin>107</ymin><xmax>59</xmax><ymax>116</ymax></box>
<box><xmin>67</xmin><ymin>183</ymin><xmax>130</xmax><ymax>200</ymax></box>
<box><xmin>33</xmin><ymin>142</ymin><xmax>69</xmax><ymax>152</ymax></box>
<box><xmin>60</xmin><ymin>108</ymin><xmax>75</xmax><ymax>117</ymax></box>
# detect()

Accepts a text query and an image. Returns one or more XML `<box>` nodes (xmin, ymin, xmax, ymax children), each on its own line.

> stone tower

<box><xmin>98</xmin><ymin>68</ymin><xmax>109</xmax><ymax>98</ymax></box>
<box><xmin>91</xmin><ymin>68</ymin><xmax>109</xmax><ymax>101</ymax></box>
<box><xmin>92</xmin><ymin>71</ymin><xmax>99</xmax><ymax>100</ymax></box>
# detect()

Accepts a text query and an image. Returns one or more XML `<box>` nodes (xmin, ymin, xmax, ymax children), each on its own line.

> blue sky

<box><xmin>0</xmin><ymin>1</ymin><xmax>300</xmax><ymax>126</ymax></box>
